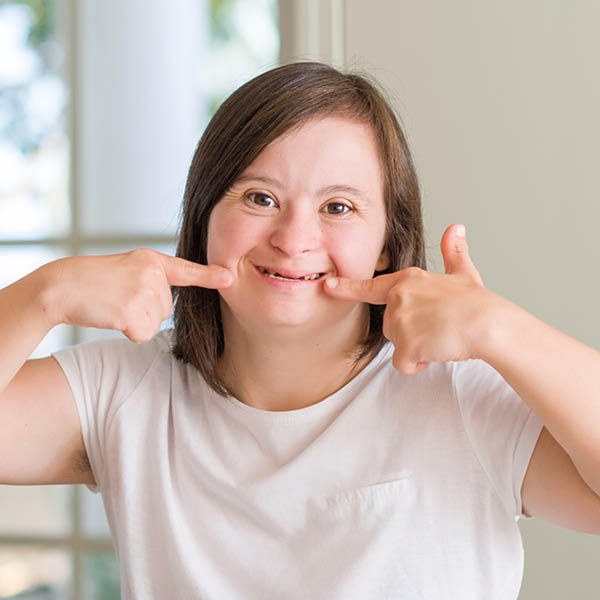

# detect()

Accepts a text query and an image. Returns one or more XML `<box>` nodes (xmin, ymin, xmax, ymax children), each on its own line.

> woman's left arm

<box><xmin>480</xmin><ymin>291</ymin><xmax>600</xmax><ymax>499</ymax></box>
<box><xmin>325</xmin><ymin>224</ymin><xmax>600</xmax><ymax>532</ymax></box>
<box><xmin>476</xmin><ymin>291</ymin><xmax>600</xmax><ymax>533</ymax></box>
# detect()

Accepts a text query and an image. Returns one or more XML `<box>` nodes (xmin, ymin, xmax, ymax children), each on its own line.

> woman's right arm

<box><xmin>0</xmin><ymin>250</ymin><xmax>232</xmax><ymax>486</ymax></box>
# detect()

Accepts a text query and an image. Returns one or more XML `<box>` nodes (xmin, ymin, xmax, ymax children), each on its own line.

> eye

<box><xmin>247</xmin><ymin>192</ymin><xmax>278</xmax><ymax>208</ymax></box>
<box><xmin>323</xmin><ymin>201</ymin><xmax>353</xmax><ymax>216</ymax></box>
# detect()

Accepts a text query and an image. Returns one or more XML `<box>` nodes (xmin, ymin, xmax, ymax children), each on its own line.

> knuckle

<box><xmin>388</xmin><ymin>285</ymin><xmax>407</xmax><ymax>307</ymax></box>
<box><xmin>144</xmin><ymin>263</ymin><xmax>164</xmax><ymax>281</ymax></box>
<box><xmin>114</xmin><ymin>312</ymin><xmax>131</xmax><ymax>334</ymax></box>
<box><xmin>128</xmin><ymin>330</ymin><xmax>150</xmax><ymax>344</ymax></box>
<box><xmin>138</xmin><ymin>265</ymin><xmax>165</xmax><ymax>289</ymax></box>
<box><xmin>114</xmin><ymin>317</ymin><xmax>127</xmax><ymax>333</ymax></box>
<box><xmin>132</xmin><ymin>282</ymin><xmax>161</xmax><ymax>308</ymax></box>
<box><xmin>388</xmin><ymin>285</ymin><xmax>403</xmax><ymax>301</ymax></box>
<box><xmin>128</xmin><ymin>322</ymin><xmax>156</xmax><ymax>344</ymax></box>
<box><xmin>129</xmin><ymin>247</ymin><xmax>154</xmax><ymax>261</ymax></box>
<box><xmin>405</xmin><ymin>266</ymin><xmax>424</xmax><ymax>278</ymax></box>
<box><xmin>128</xmin><ymin>250</ymin><xmax>165</xmax><ymax>282</ymax></box>
<box><xmin>128</xmin><ymin>333</ymin><xmax>144</xmax><ymax>344</ymax></box>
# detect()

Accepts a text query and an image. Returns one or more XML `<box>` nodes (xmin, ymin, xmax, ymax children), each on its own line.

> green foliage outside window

<box><xmin>0</xmin><ymin>0</ymin><xmax>61</xmax><ymax>153</ymax></box>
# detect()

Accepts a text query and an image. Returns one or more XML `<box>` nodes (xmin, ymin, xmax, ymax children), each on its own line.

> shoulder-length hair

<box><xmin>172</xmin><ymin>61</ymin><xmax>425</xmax><ymax>396</ymax></box>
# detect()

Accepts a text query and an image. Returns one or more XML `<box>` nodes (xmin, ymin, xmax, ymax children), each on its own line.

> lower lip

<box><xmin>253</xmin><ymin>265</ymin><xmax>324</xmax><ymax>290</ymax></box>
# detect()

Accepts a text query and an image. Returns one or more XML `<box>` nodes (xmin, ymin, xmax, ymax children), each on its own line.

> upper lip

<box><xmin>255</xmin><ymin>264</ymin><xmax>327</xmax><ymax>279</ymax></box>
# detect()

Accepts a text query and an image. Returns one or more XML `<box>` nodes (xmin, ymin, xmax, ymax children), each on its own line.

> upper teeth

<box><xmin>259</xmin><ymin>267</ymin><xmax>321</xmax><ymax>281</ymax></box>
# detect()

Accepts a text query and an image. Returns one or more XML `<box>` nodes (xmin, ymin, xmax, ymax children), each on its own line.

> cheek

<box><xmin>207</xmin><ymin>210</ymin><xmax>261</xmax><ymax>266</ymax></box>
<box><xmin>326</xmin><ymin>225</ymin><xmax>387</xmax><ymax>279</ymax></box>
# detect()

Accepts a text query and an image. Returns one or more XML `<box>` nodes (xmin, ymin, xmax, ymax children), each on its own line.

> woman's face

<box><xmin>206</xmin><ymin>116</ymin><xmax>389</xmax><ymax>337</ymax></box>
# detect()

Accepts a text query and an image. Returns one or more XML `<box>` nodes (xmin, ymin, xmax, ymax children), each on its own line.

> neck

<box><xmin>217</xmin><ymin>304</ymin><xmax>374</xmax><ymax>411</ymax></box>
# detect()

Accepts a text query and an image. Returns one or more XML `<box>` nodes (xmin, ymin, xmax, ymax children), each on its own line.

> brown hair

<box><xmin>172</xmin><ymin>61</ymin><xmax>425</xmax><ymax>396</ymax></box>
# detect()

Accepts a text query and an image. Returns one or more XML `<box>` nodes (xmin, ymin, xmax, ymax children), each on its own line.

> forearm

<box><xmin>480</xmin><ymin>296</ymin><xmax>600</xmax><ymax>496</ymax></box>
<box><xmin>0</xmin><ymin>266</ymin><xmax>59</xmax><ymax>393</ymax></box>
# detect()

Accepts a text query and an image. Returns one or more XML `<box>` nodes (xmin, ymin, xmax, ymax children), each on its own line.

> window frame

<box><xmin>0</xmin><ymin>0</ymin><xmax>177</xmax><ymax>597</ymax></box>
<box><xmin>0</xmin><ymin>0</ymin><xmax>282</xmax><ymax>597</ymax></box>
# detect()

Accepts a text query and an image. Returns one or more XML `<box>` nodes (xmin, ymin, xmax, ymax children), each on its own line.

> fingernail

<box><xmin>326</xmin><ymin>278</ymin><xmax>339</xmax><ymax>288</ymax></box>
<box><xmin>456</xmin><ymin>224</ymin><xmax>466</xmax><ymax>238</ymax></box>
<box><xmin>219</xmin><ymin>270</ymin><xmax>232</xmax><ymax>283</ymax></box>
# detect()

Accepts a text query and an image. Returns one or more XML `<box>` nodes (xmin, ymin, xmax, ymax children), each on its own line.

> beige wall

<box><xmin>281</xmin><ymin>0</ymin><xmax>600</xmax><ymax>597</ymax></box>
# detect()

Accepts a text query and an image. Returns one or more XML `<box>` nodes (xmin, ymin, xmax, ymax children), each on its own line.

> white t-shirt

<box><xmin>53</xmin><ymin>329</ymin><xmax>543</xmax><ymax>599</ymax></box>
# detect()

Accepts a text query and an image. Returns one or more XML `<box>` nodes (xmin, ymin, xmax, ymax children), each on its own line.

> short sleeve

<box><xmin>51</xmin><ymin>331</ymin><xmax>170</xmax><ymax>493</ymax></box>
<box><xmin>452</xmin><ymin>359</ymin><xmax>544</xmax><ymax>519</ymax></box>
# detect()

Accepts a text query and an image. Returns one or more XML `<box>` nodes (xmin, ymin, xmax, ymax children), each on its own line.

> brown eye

<box><xmin>248</xmin><ymin>192</ymin><xmax>277</xmax><ymax>208</ymax></box>
<box><xmin>324</xmin><ymin>202</ymin><xmax>352</xmax><ymax>215</ymax></box>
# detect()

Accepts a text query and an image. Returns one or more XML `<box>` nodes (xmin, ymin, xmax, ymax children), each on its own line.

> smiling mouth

<box><xmin>257</xmin><ymin>266</ymin><xmax>325</xmax><ymax>281</ymax></box>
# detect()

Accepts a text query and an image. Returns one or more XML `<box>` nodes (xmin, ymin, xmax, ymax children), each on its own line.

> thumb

<box><xmin>440</xmin><ymin>224</ymin><xmax>483</xmax><ymax>285</ymax></box>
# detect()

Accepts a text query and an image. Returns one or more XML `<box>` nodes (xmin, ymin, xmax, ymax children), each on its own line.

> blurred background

<box><xmin>1</xmin><ymin>0</ymin><xmax>599</xmax><ymax>598</ymax></box>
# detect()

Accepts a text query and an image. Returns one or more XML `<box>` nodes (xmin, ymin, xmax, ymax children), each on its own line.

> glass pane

<box><xmin>76</xmin><ymin>243</ymin><xmax>176</xmax><ymax>345</ymax></box>
<box><xmin>0</xmin><ymin>245</ymin><xmax>73</xmax><ymax>357</ymax></box>
<box><xmin>78</xmin><ymin>0</ymin><xmax>279</xmax><ymax>237</ymax></box>
<box><xmin>0</xmin><ymin>245</ymin><xmax>65</xmax><ymax>286</ymax></box>
<box><xmin>0</xmin><ymin>486</ymin><xmax>72</xmax><ymax>537</ymax></box>
<box><xmin>206</xmin><ymin>0</ymin><xmax>280</xmax><ymax>112</ymax></box>
<box><xmin>77</xmin><ymin>0</ymin><xmax>206</xmax><ymax>237</ymax></box>
<box><xmin>0</xmin><ymin>1</ymin><xmax>70</xmax><ymax>240</ymax></box>
<box><xmin>0</xmin><ymin>545</ymin><xmax>71</xmax><ymax>599</ymax></box>
<box><xmin>83</xmin><ymin>552</ymin><xmax>120</xmax><ymax>600</ymax></box>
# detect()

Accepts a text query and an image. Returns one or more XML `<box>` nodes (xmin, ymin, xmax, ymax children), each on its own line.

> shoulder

<box><xmin>451</xmin><ymin>358</ymin><xmax>519</xmax><ymax>407</ymax></box>
<box><xmin>52</xmin><ymin>328</ymin><xmax>174</xmax><ymax>401</ymax></box>
<box><xmin>54</xmin><ymin>328</ymin><xmax>172</xmax><ymax>368</ymax></box>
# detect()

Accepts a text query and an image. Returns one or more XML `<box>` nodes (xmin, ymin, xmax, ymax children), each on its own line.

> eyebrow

<box><xmin>233</xmin><ymin>174</ymin><xmax>372</xmax><ymax>202</ymax></box>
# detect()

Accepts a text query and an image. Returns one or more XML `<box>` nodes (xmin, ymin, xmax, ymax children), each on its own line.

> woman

<box><xmin>1</xmin><ymin>62</ymin><xmax>599</xmax><ymax>599</ymax></box>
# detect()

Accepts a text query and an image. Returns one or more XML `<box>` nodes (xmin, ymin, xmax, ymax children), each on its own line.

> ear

<box><xmin>375</xmin><ymin>247</ymin><xmax>390</xmax><ymax>272</ymax></box>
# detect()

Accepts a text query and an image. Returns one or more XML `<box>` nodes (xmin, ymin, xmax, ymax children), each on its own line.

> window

<box><xmin>0</xmin><ymin>0</ymin><xmax>279</xmax><ymax>597</ymax></box>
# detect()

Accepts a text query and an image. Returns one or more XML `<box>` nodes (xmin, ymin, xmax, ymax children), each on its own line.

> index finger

<box><xmin>158</xmin><ymin>254</ymin><xmax>233</xmax><ymax>288</ymax></box>
<box><xmin>323</xmin><ymin>272</ymin><xmax>397</xmax><ymax>304</ymax></box>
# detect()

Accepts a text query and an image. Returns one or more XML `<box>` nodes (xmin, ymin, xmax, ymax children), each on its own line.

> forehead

<box><xmin>240</xmin><ymin>117</ymin><xmax>384</xmax><ymax>198</ymax></box>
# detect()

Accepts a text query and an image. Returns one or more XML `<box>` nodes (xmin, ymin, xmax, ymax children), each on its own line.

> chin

<box><xmin>245</xmin><ymin>305</ymin><xmax>337</xmax><ymax>335</ymax></box>
<box><xmin>221</xmin><ymin>290</ymin><xmax>354</xmax><ymax>335</ymax></box>
<box><xmin>259</xmin><ymin>310</ymin><xmax>319</xmax><ymax>330</ymax></box>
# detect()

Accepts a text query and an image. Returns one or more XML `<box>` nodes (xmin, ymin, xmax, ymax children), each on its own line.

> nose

<box><xmin>269</xmin><ymin>205</ymin><xmax>321</xmax><ymax>257</ymax></box>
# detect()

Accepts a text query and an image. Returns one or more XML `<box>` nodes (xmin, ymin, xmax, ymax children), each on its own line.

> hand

<box><xmin>324</xmin><ymin>224</ymin><xmax>501</xmax><ymax>374</ymax></box>
<box><xmin>43</xmin><ymin>249</ymin><xmax>233</xmax><ymax>343</ymax></box>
